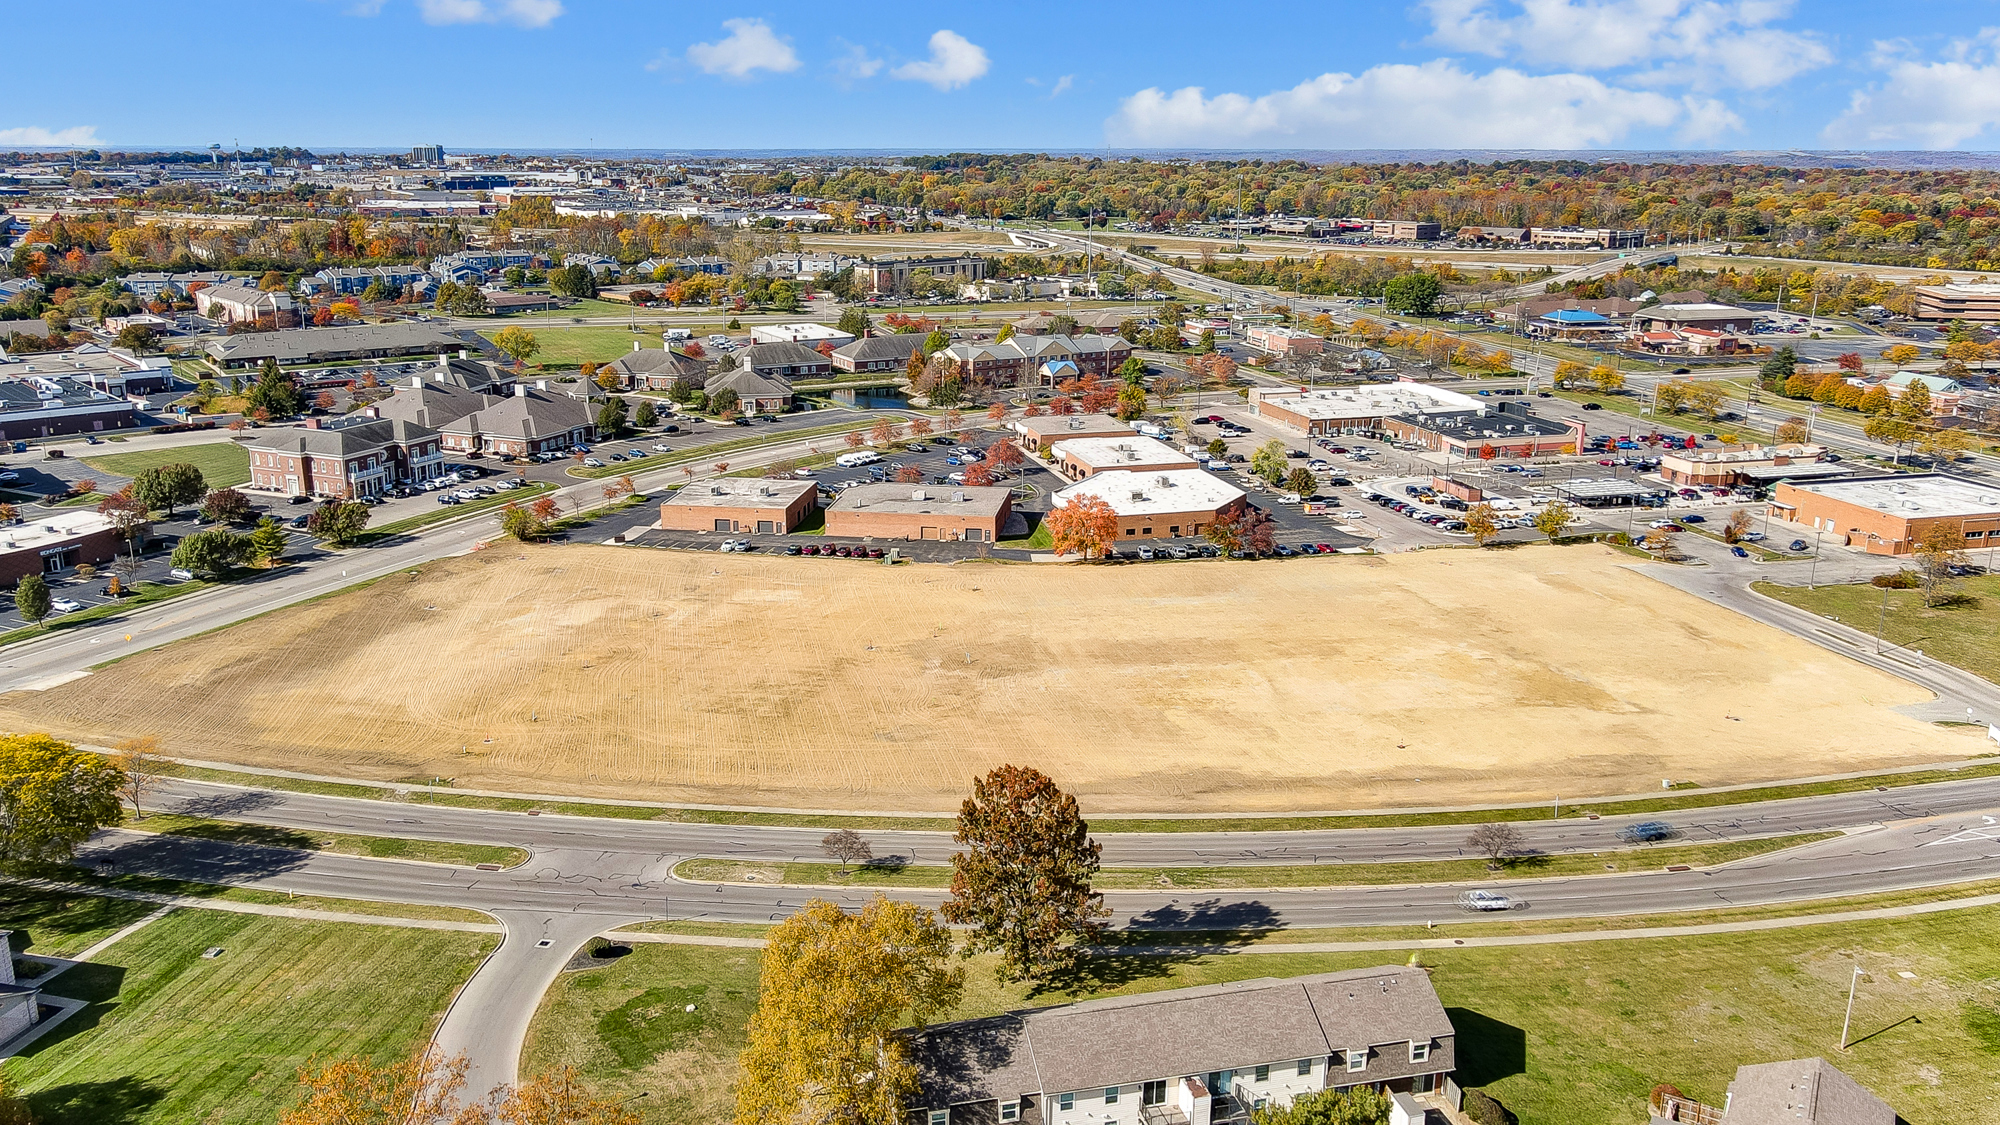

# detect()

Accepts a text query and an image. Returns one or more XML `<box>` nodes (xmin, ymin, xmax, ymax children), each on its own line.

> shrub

<box><xmin>1870</xmin><ymin>569</ymin><xmax>1919</xmax><ymax>589</ymax></box>
<box><xmin>1464</xmin><ymin>1089</ymin><xmax>1516</xmax><ymax>1125</ymax></box>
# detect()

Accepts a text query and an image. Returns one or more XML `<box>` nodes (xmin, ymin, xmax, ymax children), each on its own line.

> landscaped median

<box><xmin>567</xmin><ymin>415</ymin><xmax>911</xmax><ymax>480</ymax></box>
<box><xmin>120</xmin><ymin>812</ymin><xmax>528</xmax><ymax>869</ymax></box>
<box><xmin>672</xmin><ymin>833</ymin><xmax>1837</xmax><ymax>892</ymax></box>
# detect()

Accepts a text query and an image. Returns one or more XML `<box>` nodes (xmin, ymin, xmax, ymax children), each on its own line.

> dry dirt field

<box><xmin>0</xmin><ymin>544</ymin><xmax>1979</xmax><ymax>813</ymax></box>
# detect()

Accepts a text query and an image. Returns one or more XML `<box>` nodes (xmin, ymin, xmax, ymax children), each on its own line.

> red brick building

<box><xmin>659</xmin><ymin>478</ymin><xmax>819</xmax><ymax>534</ymax></box>
<box><xmin>824</xmin><ymin>484</ymin><xmax>1013</xmax><ymax>543</ymax></box>
<box><xmin>248</xmin><ymin>418</ymin><xmax>445</xmax><ymax>499</ymax></box>
<box><xmin>0</xmin><ymin>511</ymin><xmax>132</xmax><ymax>585</ymax></box>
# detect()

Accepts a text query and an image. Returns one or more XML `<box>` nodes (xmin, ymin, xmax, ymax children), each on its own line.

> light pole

<box><xmin>1809</xmin><ymin>527</ymin><xmax>1823</xmax><ymax>589</ymax></box>
<box><xmin>1839</xmin><ymin>965</ymin><xmax>1864</xmax><ymax>1050</ymax></box>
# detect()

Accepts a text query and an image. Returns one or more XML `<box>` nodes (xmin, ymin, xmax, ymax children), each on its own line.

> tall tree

<box><xmin>200</xmin><ymin>487</ymin><xmax>252</xmax><ymax>524</ymax></box>
<box><xmin>132</xmin><ymin>462</ymin><xmax>208</xmax><ymax>517</ymax></box>
<box><xmin>1532</xmin><ymin>500</ymin><xmax>1575</xmax><ymax>541</ymax></box>
<box><xmin>170</xmin><ymin>529</ymin><xmax>249</xmax><ymax>575</ymax></box>
<box><xmin>1912</xmin><ymin>524</ymin><xmax>1969</xmax><ymax>608</ymax></box>
<box><xmin>280</xmin><ymin>1048</ymin><xmax>483</xmax><ymax>1125</ymax></box>
<box><xmin>943</xmin><ymin>765</ymin><xmax>1107</xmax><ymax>983</ymax></box>
<box><xmin>491</xmin><ymin>326</ymin><xmax>539</xmax><ymax>367</ymax></box>
<box><xmin>248</xmin><ymin>516</ymin><xmax>289</xmax><ymax>563</ymax></box>
<box><xmin>306</xmin><ymin>500</ymin><xmax>372</xmax><ymax>546</ymax></box>
<box><xmin>0</xmin><ymin>733</ymin><xmax>126</xmax><ymax>864</ymax></box>
<box><xmin>246</xmin><ymin>358</ymin><xmax>305</xmax><ymax>419</ymax></box>
<box><xmin>596</xmin><ymin>395</ymin><xmax>629</xmax><ymax>436</ymax></box>
<box><xmin>836</xmin><ymin>306</ymin><xmax>872</xmax><ymax>337</ymax></box>
<box><xmin>111</xmin><ymin>735</ymin><xmax>168</xmax><ymax>819</ymax></box>
<box><xmin>1463</xmin><ymin>502</ymin><xmax>1500</xmax><ymax>546</ymax></box>
<box><xmin>1382</xmin><ymin>272</ymin><xmax>1442</xmax><ymax>315</ymax></box>
<box><xmin>12</xmin><ymin>575</ymin><xmax>49</xmax><ymax>625</ymax></box>
<box><xmin>736</xmin><ymin>896</ymin><xmax>961</xmax><ymax>1125</ymax></box>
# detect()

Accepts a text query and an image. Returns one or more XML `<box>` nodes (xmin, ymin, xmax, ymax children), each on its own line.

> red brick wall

<box><xmin>825</xmin><ymin>496</ymin><xmax>1013</xmax><ymax>542</ymax></box>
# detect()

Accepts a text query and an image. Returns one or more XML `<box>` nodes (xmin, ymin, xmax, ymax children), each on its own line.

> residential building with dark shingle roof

<box><xmin>907</xmin><ymin>968</ymin><xmax>1458</xmax><ymax>1125</ymax></box>
<box><xmin>831</xmin><ymin>333</ymin><xmax>928</xmax><ymax>373</ymax></box>
<box><xmin>247</xmin><ymin>417</ymin><xmax>445</xmax><ymax>498</ymax></box>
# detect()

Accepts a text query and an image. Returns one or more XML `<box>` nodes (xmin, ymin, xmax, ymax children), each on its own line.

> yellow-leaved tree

<box><xmin>736</xmin><ymin>895</ymin><xmax>961</xmax><ymax>1125</ymax></box>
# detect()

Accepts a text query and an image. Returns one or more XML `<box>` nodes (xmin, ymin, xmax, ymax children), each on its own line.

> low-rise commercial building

<box><xmin>193</xmin><ymin>282</ymin><xmax>296</xmax><ymax>325</ymax></box>
<box><xmin>1367</xmin><ymin>219</ymin><xmax>1442</xmax><ymax>241</ymax></box>
<box><xmin>205</xmin><ymin>322</ymin><xmax>463</xmax><ymax>368</ymax></box>
<box><xmin>0</xmin><ymin>510</ymin><xmax>133</xmax><ymax>584</ymax></box>
<box><xmin>825</xmin><ymin>483</ymin><xmax>1013</xmax><ymax>543</ymax></box>
<box><xmin>940</xmin><ymin>334</ymin><xmax>1134</xmax><ymax>387</ymax></box>
<box><xmin>1245</xmin><ymin>325</ymin><xmax>1325</xmax><ymax>356</ymax></box>
<box><xmin>909</xmin><ymin>968</ymin><xmax>1459</xmax><ymax>1125</ymax></box>
<box><xmin>1659</xmin><ymin>444</ymin><xmax>1844</xmax><ymax>488</ymax></box>
<box><xmin>1050</xmin><ymin>435</ymin><xmax>1199</xmax><ymax>481</ymax></box>
<box><xmin>604</xmin><ymin>345</ymin><xmax>706</xmax><ymax>392</ymax></box>
<box><xmin>659</xmin><ymin>478</ymin><xmax>818</xmax><ymax>534</ymax></box>
<box><xmin>1768</xmin><ymin>474</ymin><xmax>2000</xmax><ymax>555</ymax></box>
<box><xmin>708</xmin><ymin>368</ymin><xmax>793</xmax><ymax>414</ymax></box>
<box><xmin>1013</xmin><ymin>413</ymin><xmax>1138</xmax><ymax>450</ymax></box>
<box><xmin>1249</xmin><ymin>383</ymin><xmax>1483</xmax><ymax>437</ymax></box>
<box><xmin>749</xmin><ymin>323</ymin><xmax>855</xmax><ymax>349</ymax></box>
<box><xmin>831</xmin><ymin>334</ymin><xmax>928</xmax><ymax>374</ymax></box>
<box><xmin>1914</xmin><ymin>281</ymin><xmax>2000</xmax><ymax>323</ymax></box>
<box><xmin>1527</xmin><ymin>227</ymin><xmax>1646</xmax><ymax>249</ymax></box>
<box><xmin>0</xmin><ymin>375</ymin><xmax>139</xmax><ymax>438</ymax></box>
<box><xmin>741</xmin><ymin>341</ymin><xmax>832</xmax><ymax>382</ymax></box>
<box><xmin>1383</xmin><ymin>400</ymin><xmax>1583</xmax><ymax>459</ymax></box>
<box><xmin>1053</xmin><ymin>469</ymin><xmax>1247</xmax><ymax>540</ymax></box>
<box><xmin>0</xmin><ymin>344</ymin><xmax>174</xmax><ymax>397</ymax></box>
<box><xmin>857</xmin><ymin>255</ymin><xmax>988</xmax><ymax>295</ymax></box>
<box><xmin>1633</xmin><ymin>303</ymin><xmax>1757</xmax><ymax>333</ymax></box>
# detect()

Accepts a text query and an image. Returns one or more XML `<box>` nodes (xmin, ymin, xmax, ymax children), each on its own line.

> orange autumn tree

<box><xmin>1045</xmin><ymin>494</ymin><xmax>1119</xmax><ymax>559</ymax></box>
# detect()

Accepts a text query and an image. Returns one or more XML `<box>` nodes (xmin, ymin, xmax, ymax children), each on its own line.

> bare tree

<box><xmin>1913</xmin><ymin>524</ymin><xmax>1970</xmax><ymax>607</ymax></box>
<box><xmin>1465</xmin><ymin>823</ymin><xmax>1526</xmax><ymax>867</ymax></box>
<box><xmin>112</xmin><ymin>735</ymin><xmax>169</xmax><ymax>819</ymax></box>
<box><xmin>820</xmin><ymin>829</ymin><xmax>873</xmax><ymax>875</ymax></box>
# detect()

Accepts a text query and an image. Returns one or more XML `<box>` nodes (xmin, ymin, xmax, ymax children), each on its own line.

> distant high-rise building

<box><xmin>410</xmin><ymin>145</ymin><xmax>444</xmax><ymax>164</ymax></box>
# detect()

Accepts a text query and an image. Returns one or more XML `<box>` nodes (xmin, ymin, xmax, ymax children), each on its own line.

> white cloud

<box><xmin>1423</xmin><ymin>0</ymin><xmax>1830</xmax><ymax>90</ymax></box>
<box><xmin>891</xmin><ymin>30</ymin><xmax>990</xmax><ymax>91</ymax></box>
<box><xmin>687</xmin><ymin>18</ymin><xmax>800</xmax><ymax>78</ymax></box>
<box><xmin>1674</xmin><ymin>96</ymin><xmax>1744</xmax><ymax>143</ymax></box>
<box><xmin>1049</xmin><ymin>75</ymin><xmax>1074</xmax><ymax>99</ymax></box>
<box><xmin>831</xmin><ymin>41</ymin><xmax>883</xmax><ymax>85</ymax></box>
<box><xmin>1824</xmin><ymin>29</ymin><xmax>2000</xmax><ymax>147</ymax></box>
<box><xmin>0</xmin><ymin>125</ymin><xmax>101</xmax><ymax>147</ymax></box>
<box><xmin>1106</xmin><ymin>60</ymin><xmax>1681</xmax><ymax>148</ymax></box>
<box><xmin>415</xmin><ymin>0</ymin><xmax>562</xmax><ymax>27</ymax></box>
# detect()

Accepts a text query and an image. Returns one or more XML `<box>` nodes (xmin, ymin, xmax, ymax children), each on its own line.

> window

<box><xmin>930</xmin><ymin>1112</ymin><xmax>949</xmax><ymax>1125</ymax></box>
<box><xmin>1001</xmin><ymin>1103</ymin><xmax>1019</xmax><ymax>1122</ymax></box>
<box><xmin>1296</xmin><ymin>1060</ymin><xmax>1312</xmax><ymax>1077</ymax></box>
<box><xmin>1409</xmin><ymin>1041</ymin><xmax>1431</xmax><ymax>1064</ymax></box>
<box><xmin>1254</xmin><ymin>1066</ymin><xmax>1270</xmax><ymax>1083</ymax></box>
<box><xmin>1103</xmin><ymin>1087</ymin><xmax>1119</xmax><ymax>1105</ymax></box>
<box><xmin>1142</xmin><ymin>1081</ymin><xmax>1167</xmax><ymax>1106</ymax></box>
<box><xmin>1347</xmin><ymin>1049</ymin><xmax>1367</xmax><ymax>1073</ymax></box>
<box><xmin>1058</xmin><ymin>1093</ymin><xmax>1074</xmax><ymax>1112</ymax></box>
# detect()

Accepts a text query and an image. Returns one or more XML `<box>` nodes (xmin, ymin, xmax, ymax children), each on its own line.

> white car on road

<box><xmin>1457</xmin><ymin>890</ymin><xmax>1514</xmax><ymax>912</ymax></box>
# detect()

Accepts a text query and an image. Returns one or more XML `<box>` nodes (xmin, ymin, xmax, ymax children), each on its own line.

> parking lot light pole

<box><xmin>1839</xmin><ymin>965</ymin><xmax>1864</xmax><ymax>1050</ymax></box>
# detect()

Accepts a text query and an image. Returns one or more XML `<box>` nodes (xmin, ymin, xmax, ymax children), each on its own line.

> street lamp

<box><xmin>1839</xmin><ymin>965</ymin><xmax>1864</xmax><ymax>1050</ymax></box>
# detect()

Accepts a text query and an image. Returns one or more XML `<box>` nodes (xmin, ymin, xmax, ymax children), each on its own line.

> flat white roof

<box><xmin>0</xmin><ymin>510</ymin><xmax>116</xmax><ymax>553</ymax></box>
<box><xmin>1055</xmin><ymin>468</ymin><xmax>1245</xmax><ymax>517</ymax></box>
<box><xmin>1256</xmin><ymin>383</ymin><xmax>1482</xmax><ymax>422</ymax></box>
<box><xmin>750</xmin><ymin>323</ymin><xmax>849</xmax><ymax>342</ymax></box>
<box><xmin>1051</xmin><ymin>435</ymin><xmax>1194</xmax><ymax>470</ymax></box>
<box><xmin>1638</xmin><ymin>303</ymin><xmax>1754</xmax><ymax>316</ymax></box>
<box><xmin>1791</xmin><ymin>474</ymin><xmax>2000</xmax><ymax>519</ymax></box>
<box><xmin>660</xmin><ymin>478</ymin><xmax>815</xmax><ymax>509</ymax></box>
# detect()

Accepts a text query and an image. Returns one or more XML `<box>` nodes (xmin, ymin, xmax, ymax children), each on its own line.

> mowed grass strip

<box><xmin>3</xmin><ymin>910</ymin><xmax>496</xmax><ymax>1125</ymax></box>
<box><xmin>124</xmin><ymin>812</ymin><xmax>527</xmax><ymax>868</ymax></box>
<box><xmin>531</xmin><ymin>907</ymin><xmax>2000</xmax><ymax>1125</ymax></box>
<box><xmin>569</xmin><ymin>416</ymin><xmax>908</xmax><ymax>479</ymax></box>
<box><xmin>80</xmin><ymin>441</ymin><xmax>250</xmax><ymax>488</ymax></box>
<box><xmin>672</xmin><ymin>834</ymin><xmax>1837</xmax><ymax>892</ymax></box>
<box><xmin>32</xmin><ymin>866</ymin><xmax>491</xmax><ymax>925</ymax></box>
<box><xmin>1757</xmin><ymin>574</ymin><xmax>2000</xmax><ymax>685</ymax></box>
<box><xmin>0</xmin><ymin>884</ymin><xmax>163</xmax><ymax>959</ymax></box>
<box><xmin>138</xmin><ymin>754</ymin><xmax>2000</xmax><ymax>835</ymax></box>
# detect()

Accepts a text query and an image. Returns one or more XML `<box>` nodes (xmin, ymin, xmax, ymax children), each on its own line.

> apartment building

<box><xmin>247</xmin><ymin>416</ymin><xmax>445</xmax><ymax>498</ymax></box>
<box><xmin>909</xmin><ymin>968</ymin><xmax>1458</xmax><ymax>1125</ymax></box>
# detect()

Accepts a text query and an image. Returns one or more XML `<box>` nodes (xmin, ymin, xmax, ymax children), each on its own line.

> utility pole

<box><xmin>1839</xmin><ymin>965</ymin><xmax>1863</xmax><ymax>1050</ymax></box>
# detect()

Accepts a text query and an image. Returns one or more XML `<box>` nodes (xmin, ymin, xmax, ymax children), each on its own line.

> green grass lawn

<box><xmin>1</xmin><ymin>910</ymin><xmax>495</xmax><ymax>1125</ymax></box>
<box><xmin>479</xmin><ymin>325</ymin><xmax>663</xmax><ymax>366</ymax></box>
<box><xmin>80</xmin><ymin>442</ymin><xmax>250</xmax><ymax>488</ymax></box>
<box><xmin>673</xmin><ymin>833</ymin><xmax>1835</xmax><ymax>891</ymax></box>
<box><xmin>532</xmin><ymin>905</ymin><xmax>2000</xmax><ymax>1125</ymax></box>
<box><xmin>123</xmin><ymin>812</ymin><xmax>527</xmax><ymax>868</ymax></box>
<box><xmin>998</xmin><ymin>520</ymin><xmax>1052</xmax><ymax>550</ymax></box>
<box><xmin>505</xmin><ymin>298</ymin><xmax>657</xmax><ymax>320</ymax></box>
<box><xmin>1756</xmin><ymin>574</ymin><xmax>2000</xmax><ymax>684</ymax></box>
<box><xmin>0</xmin><ymin>885</ymin><xmax>162</xmax><ymax>959</ymax></box>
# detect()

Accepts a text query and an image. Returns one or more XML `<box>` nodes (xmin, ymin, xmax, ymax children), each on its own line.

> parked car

<box><xmin>50</xmin><ymin>598</ymin><xmax>82</xmax><ymax>613</ymax></box>
<box><xmin>1681</xmin><ymin>514</ymin><xmax>1706</xmax><ymax>523</ymax></box>
<box><xmin>1731</xmin><ymin>546</ymin><xmax>1750</xmax><ymax>557</ymax></box>
<box><xmin>1790</xmin><ymin>539</ymin><xmax>1809</xmax><ymax>552</ymax></box>
<box><xmin>583</xmin><ymin>458</ymin><xmax>605</xmax><ymax>468</ymax></box>
<box><xmin>168</xmin><ymin>568</ymin><xmax>196</xmax><ymax>581</ymax></box>
<box><xmin>1137</xmin><ymin>546</ymin><xmax>1156</xmax><ymax>560</ymax></box>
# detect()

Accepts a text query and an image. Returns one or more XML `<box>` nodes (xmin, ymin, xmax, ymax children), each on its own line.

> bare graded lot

<box><xmin>0</xmin><ymin>544</ymin><xmax>1976</xmax><ymax>812</ymax></box>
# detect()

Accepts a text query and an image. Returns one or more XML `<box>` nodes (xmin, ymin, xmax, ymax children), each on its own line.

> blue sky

<box><xmin>9</xmin><ymin>1</ymin><xmax>2000</xmax><ymax>153</ymax></box>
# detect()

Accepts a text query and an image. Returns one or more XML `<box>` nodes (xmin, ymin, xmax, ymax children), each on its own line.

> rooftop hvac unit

<box><xmin>708</xmin><ymin>484</ymin><xmax>722</xmax><ymax>495</ymax></box>
<box><xmin>953</xmin><ymin>490</ymin><xmax>966</xmax><ymax>502</ymax></box>
<box><xmin>912</xmin><ymin>489</ymin><xmax>927</xmax><ymax>501</ymax></box>
<box><xmin>1156</xmin><ymin>475</ymin><xmax>1171</xmax><ymax>487</ymax></box>
<box><xmin>1130</xmin><ymin>491</ymin><xmax>1146</xmax><ymax>501</ymax></box>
